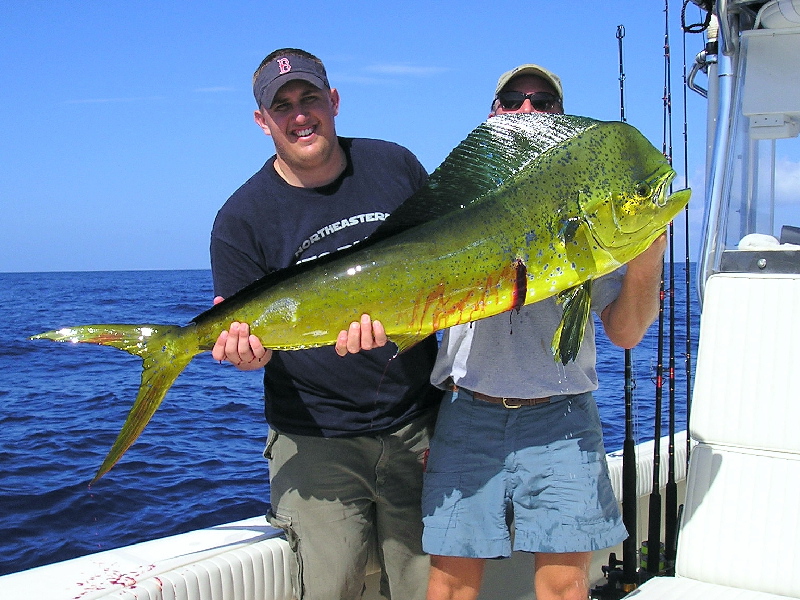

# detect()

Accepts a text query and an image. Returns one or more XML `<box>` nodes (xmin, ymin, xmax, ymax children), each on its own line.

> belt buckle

<box><xmin>502</xmin><ymin>397</ymin><xmax>521</xmax><ymax>409</ymax></box>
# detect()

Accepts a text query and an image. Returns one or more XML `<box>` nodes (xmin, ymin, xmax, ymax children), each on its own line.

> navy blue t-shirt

<box><xmin>211</xmin><ymin>137</ymin><xmax>442</xmax><ymax>437</ymax></box>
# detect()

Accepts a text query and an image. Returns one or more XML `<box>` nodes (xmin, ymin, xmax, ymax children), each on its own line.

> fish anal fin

<box><xmin>551</xmin><ymin>281</ymin><xmax>593</xmax><ymax>364</ymax></box>
<box><xmin>389</xmin><ymin>333</ymin><xmax>431</xmax><ymax>354</ymax></box>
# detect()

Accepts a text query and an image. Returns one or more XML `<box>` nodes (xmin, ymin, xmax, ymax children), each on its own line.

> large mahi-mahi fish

<box><xmin>32</xmin><ymin>113</ymin><xmax>690</xmax><ymax>482</ymax></box>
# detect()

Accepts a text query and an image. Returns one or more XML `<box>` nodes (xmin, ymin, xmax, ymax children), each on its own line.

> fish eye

<box><xmin>635</xmin><ymin>181</ymin><xmax>652</xmax><ymax>197</ymax></box>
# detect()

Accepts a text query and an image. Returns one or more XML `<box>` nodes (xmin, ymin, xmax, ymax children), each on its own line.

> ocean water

<box><xmin>0</xmin><ymin>267</ymin><xmax>697</xmax><ymax>576</ymax></box>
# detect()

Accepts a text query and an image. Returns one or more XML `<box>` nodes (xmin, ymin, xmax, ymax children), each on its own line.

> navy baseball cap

<box><xmin>253</xmin><ymin>53</ymin><xmax>330</xmax><ymax>108</ymax></box>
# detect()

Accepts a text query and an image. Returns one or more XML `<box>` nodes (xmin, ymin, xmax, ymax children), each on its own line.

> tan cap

<box><xmin>494</xmin><ymin>64</ymin><xmax>563</xmax><ymax>101</ymax></box>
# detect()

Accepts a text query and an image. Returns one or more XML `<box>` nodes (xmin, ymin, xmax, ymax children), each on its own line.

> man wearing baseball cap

<box><xmin>489</xmin><ymin>63</ymin><xmax>564</xmax><ymax>116</ymax></box>
<box><xmin>210</xmin><ymin>48</ymin><xmax>442</xmax><ymax>600</ymax></box>
<box><xmin>421</xmin><ymin>64</ymin><xmax>666</xmax><ymax>600</ymax></box>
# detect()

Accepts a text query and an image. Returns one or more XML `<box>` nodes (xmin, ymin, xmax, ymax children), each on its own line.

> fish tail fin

<box><xmin>31</xmin><ymin>324</ymin><xmax>198</xmax><ymax>483</ymax></box>
<box><xmin>551</xmin><ymin>281</ymin><xmax>592</xmax><ymax>365</ymax></box>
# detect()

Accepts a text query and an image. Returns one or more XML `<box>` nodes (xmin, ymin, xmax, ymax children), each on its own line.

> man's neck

<box><xmin>274</xmin><ymin>144</ymin><xmax>347</xmax><ymax>188</ymax></box>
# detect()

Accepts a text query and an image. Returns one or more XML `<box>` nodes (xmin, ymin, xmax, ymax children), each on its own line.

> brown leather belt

<box><xmin>471</xmin><ymin>391</ymin><xmax>551</xmax><ymax>409</ymax></box>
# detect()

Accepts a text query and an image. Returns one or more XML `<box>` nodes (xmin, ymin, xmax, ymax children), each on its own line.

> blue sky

<box><xmin>1</xmin><ymin>1</ymin><xmax>712</xmax><ymax>273</ymax></box>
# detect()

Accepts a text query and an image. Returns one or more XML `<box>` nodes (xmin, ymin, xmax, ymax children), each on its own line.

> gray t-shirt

<box><xmin>430</xmin><ymin>269</ymin><xmax>624</xmax><ymax>399</ymax></box>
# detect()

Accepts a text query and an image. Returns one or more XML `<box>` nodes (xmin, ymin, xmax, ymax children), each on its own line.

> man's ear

<box><xmin>329</xmin><ymin>88</ymin><xmax>340</xmax><ymax>117</ymax></box>
<box><xmin>254</xmin><ymin>109</ymin><xmax>272</xmax><ymax>136</ymax></box>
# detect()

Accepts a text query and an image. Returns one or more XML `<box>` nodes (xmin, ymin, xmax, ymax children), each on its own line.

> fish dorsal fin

<box><xmin>369</xmin><ymin>113</ymin><xmax>600</xmax><ymax>242</ymax></box>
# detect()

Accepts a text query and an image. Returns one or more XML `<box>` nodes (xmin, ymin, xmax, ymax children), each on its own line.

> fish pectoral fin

<box><xmin>551</xmin><ymin>281</ymin><xmax>592</xmax><ymax>364</ymax></box>
<box><xmin>389</xmin><ymin>333</ymin><xmax>431</xmax><ymax>354</ymax></box>
<box><xmin>560</xmin><ymin>216</ymin><xmax>581</xmax><ymax>243</ymax></box>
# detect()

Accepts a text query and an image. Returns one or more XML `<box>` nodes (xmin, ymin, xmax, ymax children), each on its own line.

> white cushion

<box><xmin>691</xmin><ymin>275</ymin><xmax>800</xmax><ymax>453</ymax></box>
<box><xmin>674</xmin><ymin>444</ymin><xmax>800</xmax><ymax>597</ymax></box>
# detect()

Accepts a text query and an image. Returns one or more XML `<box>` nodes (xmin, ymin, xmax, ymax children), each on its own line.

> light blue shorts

<box><xmin>421</xmin><ymin>389</ymin><xmax>627</xmax><ymax>558</ymax></box>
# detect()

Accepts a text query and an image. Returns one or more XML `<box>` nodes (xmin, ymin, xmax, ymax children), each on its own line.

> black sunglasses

<box><xmin>495</xmin><ymin>91</ymin><xmax>561</xmax><ymax>112</ymax></box>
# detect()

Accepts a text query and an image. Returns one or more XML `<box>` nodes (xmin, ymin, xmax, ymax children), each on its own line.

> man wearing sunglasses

<box><xmin>490</xmin><ymin>65</ymin><xmax>564</xmax><ymax>115</ymax></box>
<box><xmin>418</xmin><ymin>65</ymin><xmax>667</xmax><ymax>600</ymax></box>
<box><xmin>335</xmin><ymin>64</ymin><xmax>666</xmax><ymax>599</ymax></box>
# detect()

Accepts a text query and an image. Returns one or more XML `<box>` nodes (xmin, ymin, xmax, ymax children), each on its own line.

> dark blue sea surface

<box><xmin>0</xmin><ymin>267</ymin><xmax>698</xmax><ymax>576</ymax></box>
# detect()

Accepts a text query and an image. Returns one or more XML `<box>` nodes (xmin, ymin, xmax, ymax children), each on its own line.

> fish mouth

<box><xmin>666</xmin><ymin>187</ymin><xmax>691</xmax><ymax>207</ymax></box>
<box><xmin>651</xmin><ymin>172</ymin><xmax>691</xmax><ymax>214</ymax></box>
<box><xmin>663</xmin><ymin>187</ymin><xmax>692</xmax><ymax>219</ymax></box>
<box><xmin>654</xmin><ymin>175</ymin><xmax>672</xmax><ymax>208</ymax></box>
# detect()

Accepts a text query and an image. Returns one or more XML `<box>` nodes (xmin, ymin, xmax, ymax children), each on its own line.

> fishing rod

<box><xmin>645</xmin><ymin>0</ymin><xmax>675</xmax><ymax>576</ymax></box>
<box><xmin>662</xmin><ymin>0</ymin><xmax>680</xmax><ymax>574</ymax></box>
<box><xmin>646</xmin><ymin>271</ymin><xmax>665</xmax><ymax>576</ymax></box>
<box><xmin>665</xmin><ymin>232</ymin><xmax>678</xmax><ymax>573</ymax></box>
<box><xmin>590</xmin><ymin>26</ymin><xmax>643</xmax><ymax>599</ymax></box>
<box><xmin>615</xmin><ymin>23</ymin><xmax>641</xmax><ymax>592</ymax></box>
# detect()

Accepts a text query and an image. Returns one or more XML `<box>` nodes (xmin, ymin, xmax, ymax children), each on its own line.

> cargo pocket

<box><xmin>267</xmin><ymin>508</ymin><xmax>304</xmax><ymax>598</ymax></box>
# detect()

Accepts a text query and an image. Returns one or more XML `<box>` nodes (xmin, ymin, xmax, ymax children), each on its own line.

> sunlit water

<box><xmin>0</xmin><ymin>267</ymin><xmax>697</xmax><ymax>575</ymax></box>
